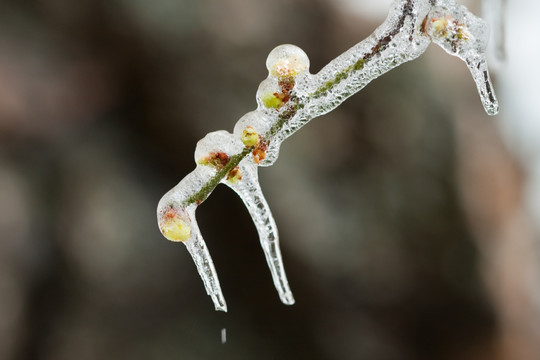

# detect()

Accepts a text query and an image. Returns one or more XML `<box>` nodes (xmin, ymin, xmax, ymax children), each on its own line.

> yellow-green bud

<box><xmin>241</xmin><ymin>127</ymin><xmax>260</xmax><ymax>147</ymax></box>
<box><xmin>431</xmin><ymin>17</ymin><xmax>449</xmax><ymax>37</ymax></box>
<box><xmin>160</xmin><ymin>208</ymin><xmax>191</xmax><ymax>242</ymax></box>
<box><xmin>227</xmin><ymin>167</ymin><xmax>242</xmax><ymax>184</ymax></box>
<box><xmin>261</xmin><ymin>92</ymin><xmax>283</xmax><ymax>109</ymax></box>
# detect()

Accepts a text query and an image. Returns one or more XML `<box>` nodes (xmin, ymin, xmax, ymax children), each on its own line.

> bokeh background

<box><xmin>1</xmin><ymin>0</ymin><xmax>539</xmax><ymax>359</ymax></box>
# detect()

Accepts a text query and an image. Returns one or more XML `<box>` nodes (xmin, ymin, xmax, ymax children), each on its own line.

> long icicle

<box><xmin>224</xmin><ymin>163</ymin><xmax>294</xmax><ymax>305</ymax></box>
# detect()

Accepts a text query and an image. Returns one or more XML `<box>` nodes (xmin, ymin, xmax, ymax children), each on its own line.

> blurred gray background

<box><xmin>1</xmin><ymin>0</ymin><xmax>539</xmax><ymax>359</ymax></box>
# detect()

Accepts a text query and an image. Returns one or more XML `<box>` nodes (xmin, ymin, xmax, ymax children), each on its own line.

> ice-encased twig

<box><xmin>224</xmin><ymin>163</ymin><xmax>294</xmax><ymax>305</ymax></box>
<box><xmin>157</xmin><ymin>0</ymin><xmax>501</xmax><ymax>311</ymax></box>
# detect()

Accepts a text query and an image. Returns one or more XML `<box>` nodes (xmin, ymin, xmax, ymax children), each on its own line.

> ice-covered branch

<box><xmin>157</xmin><ymin>0</ymin><xmax>499</xmax><ymax>312</ymax></box>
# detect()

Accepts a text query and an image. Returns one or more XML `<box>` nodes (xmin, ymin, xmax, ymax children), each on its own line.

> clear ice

<box><xmin>157</xmin><ymin>0</ymin><xmax>500</xmax><ymax>312</ymax></box>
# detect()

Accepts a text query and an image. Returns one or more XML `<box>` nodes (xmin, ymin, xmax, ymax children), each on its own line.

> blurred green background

<box><xmin>1</xmin><ymin>0</ymin><xmax>539</xmax><ymax>359</ymax></box>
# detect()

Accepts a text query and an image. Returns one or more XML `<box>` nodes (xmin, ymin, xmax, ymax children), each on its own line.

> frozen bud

<box><xmin>233</xmin><ymin>111</ymin><xmax>271</xmax><ymax>140</ymax></box>
<box><xmin>194</xmin><ymin>130</ymin><xmax>243</xmax><ymax>165</ymax></box>
<box><xmin>198</xmin><ymin>152</ymin><xmax>229</xmax><ymax>169</ymax></box>
<box><xmin>266</xmin><ymin>44</ymin><xmax>310</xmax><ymax>78</ymax></box>
<box><xmin>426</xmin><ymin>5</ymin><xmax>488</xmax><ymax>57</ymax></box>
<box><xmin>256</xmin><ymin>78</ymin><xmax>283</xmax><ymax>109</ymax></box>
<box><xmin>426</xmin><ymin>14</ymin><xmax>471</xmax><ymax>43</ymax></box>
<box><xmin>226</xmin><ymin>166</ymin><xmax>242</xmax><ymax>184</ymax></box>
<box><xmin>241</xmin><ymin>127</ymin><xmax>260</xmax><ymax>147</ymax></box>
<box><xmin>159</xmin><ymin>206</ymin><xmax>192</xmax><ymax>242</ymax></box>
<box><xmin>429</xmin><ymin>16</ymin><xmax>450</xmax><ymax>38</ymax></box>
<box><xmin>252</xmin><ymin>144</ymin><xmax>267</xmax><ymax>164</ymax></box>
<box><xmin>260</xmin><ymin>93</ymin><xmax>283</xmax><ymax>109</ymax></box>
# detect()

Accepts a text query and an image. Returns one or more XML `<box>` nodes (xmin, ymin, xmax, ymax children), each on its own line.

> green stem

<box><xmin>310</xmin><ymin>59</ymin><xmax>365</xmax><ymax>98</ymax></box>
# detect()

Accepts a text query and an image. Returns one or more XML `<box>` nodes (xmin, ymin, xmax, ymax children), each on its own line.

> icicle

<box><xmin>223</xmin><ymin>162</ymin><xmax>295</xmax><ymax>305</ymax></box>
<box><xmin>465</xmin><ymin>55</ymin><xmax>499</xmax><ymax>115</ymax></box>
<box><xmin>426</xmin><ymin>1</ymin><xmax>499</xmax><ymax>115</ymax></box>
<box><xmin>184</xmin><ymin>210</ymin><xmax>228</xmax><ymax>311</ymax></box>
<box><xmin>231</xmin><ymin>110</ymin><xmax>294</xmax><ymax>303</ymax></box>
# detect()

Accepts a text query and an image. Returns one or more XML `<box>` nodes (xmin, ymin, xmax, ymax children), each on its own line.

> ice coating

<box><xmin>157</xmin><ymin>0</ymin><xmax>500</xmax><ymax>311</ymax></box>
